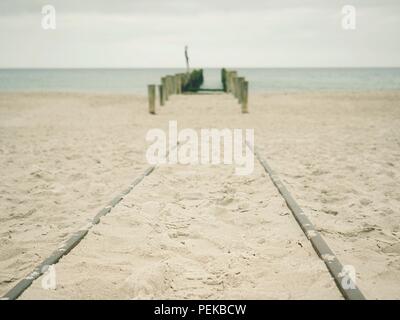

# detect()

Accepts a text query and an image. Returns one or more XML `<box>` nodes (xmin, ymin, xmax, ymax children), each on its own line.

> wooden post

<box><xmin>242</xmin><ymin>81</ymin><xmax>249</xmax><ymax>113</ymax></box>
<box><xmin>170</xmin><ymin>76</ymin><xmax>176</xmax><ymax>95</ymax></box>
<box><xmin>169</xmin><ymin>76</ymin><xmax>175</xmax><ymax>96</ymax></box>
<box><xmin>181</xmin><ymin>73</ymin><xmax>188</xmax><ymax>92</ymax></box>
<box><xmin>180</xmin><ymin>73</ymin><xmax>185</xmax><ymax>92</ymax></box>
<box><xmin>225</xmin><ymin>71</ymin><xmax>230</xmax><ymax>92</ymax></box>
<box><xmin>162</xmin><ymin>77</ymin><xmax>167</xmax><ymax>102</ymax></box>
<box><xmin>228</xmin><ymin>71</ymin><xmax>234</xmax><ymax>93</ymax></box>
<box><xmin>234</xmin><ymin>77</ymin><xmax>240</xmax><ymax>100</ymax></box>
<box><xmin>238</xmin><ymin>78</ymin><xmax>242</xmax><ymax>103</ymax></box>
<box><xmin>221</xmin><ymin>69</ymin><xmax>227</xmax><ymax>92</ymax></box>
<box><xmin>158</xmin><ymin>85</ymin><xmax>164</xmax><ymax>106</ymax></box>
<box><xmin>148</xmin><ymin>85</ymin><xmax>156</xmax><ymax>114</ymax></box>
<box><xmin>174</xmin><ymin>75</ymin><xmax>179</xmax><ymax>94</ymax></box>
<box><xmin>166</xmin><ymin>76</ymin><xmax>171</xmax><ymax>99</ymax></box>
<box><xmin>237</xmin><ymin>77</ymin><xmax>245</xmax><ymax>104</ymax></box>
<box><xmin>177</xmin><ymin>75</ymin><xmax>182</xmax><ymax>94</ymax></box>
<box><xmin>230</xmin><ymin>71</ymin><xmax>238</xmax><ymax>96</ymax></box>
<box><xmin>165</xmin><ymin>76</ymin><xmax>169</xmax><ymax>99</ymax></box>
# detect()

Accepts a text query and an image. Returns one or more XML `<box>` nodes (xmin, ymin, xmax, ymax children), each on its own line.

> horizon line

<box><xmin>1</xmin><ymin>66</ymin><xmax>400</xmax><ymax>70</ymax></box>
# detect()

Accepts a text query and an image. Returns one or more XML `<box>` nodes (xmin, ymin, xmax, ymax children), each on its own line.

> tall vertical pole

<box><xmin>185</xmin><ymin>45</ymin><xmax>190</xmax><ymax>73</ymax></box>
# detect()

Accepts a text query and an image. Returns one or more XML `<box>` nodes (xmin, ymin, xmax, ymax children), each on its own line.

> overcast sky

<box><xmin>0</xmin><ymin>0</ymin><xmax>399</xmax><ymax>68</ymax></box>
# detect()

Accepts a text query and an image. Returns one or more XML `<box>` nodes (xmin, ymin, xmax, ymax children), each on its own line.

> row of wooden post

<box><xmin>223</xmin><ymin>70</ymin><xmax>249</xmax><ymax>113</ymax></box>
<box><xmin>149</xmin><ymin>69</ymin><xmax>249</xmax><ymax>114</ymax></box>
<box><xmin>148</xmin><ymin>73</ymin><xmax>189</xmax><ymax>114</ymax></box>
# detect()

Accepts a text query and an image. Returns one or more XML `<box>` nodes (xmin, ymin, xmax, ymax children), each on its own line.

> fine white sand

<box><xmin>1</xmin><ymin>91</ymin><xmax>399</xmax><ymax>299</ymax></box>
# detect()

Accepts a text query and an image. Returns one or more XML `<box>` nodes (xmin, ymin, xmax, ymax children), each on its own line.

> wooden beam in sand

<box><xmin>247</xmin><ymin>141</ymin><xmax>366</xmax><ymax>301</ymax></box>
<box><xmin>1</xmin><ymin>137</ymin><xmax>185</xmax><ymax>301</ymax></box>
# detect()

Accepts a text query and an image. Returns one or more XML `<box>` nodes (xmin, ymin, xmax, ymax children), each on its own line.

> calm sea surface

<box><xmin>1</xmin><ymin>68</ymin><xmax>400</xmax><ymax>94</ymax></box>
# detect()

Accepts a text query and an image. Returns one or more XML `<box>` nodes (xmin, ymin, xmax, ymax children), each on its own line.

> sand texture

<box><xmin>1</xmin><ymin>91</ymin><xmax>400</xmax><ymax>299</ymax></box>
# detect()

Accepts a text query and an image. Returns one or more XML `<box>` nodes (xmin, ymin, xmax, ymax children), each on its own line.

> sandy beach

<box><xmin>1</xmin><ymin>91</ymin><xmax>400</xmax><ymax>299</ymax></box>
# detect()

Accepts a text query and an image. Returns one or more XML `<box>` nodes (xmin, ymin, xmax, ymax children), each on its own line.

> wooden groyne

<box><xmin>221</xmin><ymin>69</ymin><xmax>249</xmax><ymax>113</ymax></box>
<box><xmin>147</xmin><ymin>69</ymin><xmax>249</xmax><ymax>114</ymax></box>
<box><xmin>148</xmin><ymin>70</ymin><xmax>204</xmax><ymax>114</ymax></box>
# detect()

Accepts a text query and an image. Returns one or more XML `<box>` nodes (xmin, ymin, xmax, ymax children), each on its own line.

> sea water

<box><xmin>1</xmin><ymin>68</ymin><xmax>400</xmax><ymax>94</ymax></box>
